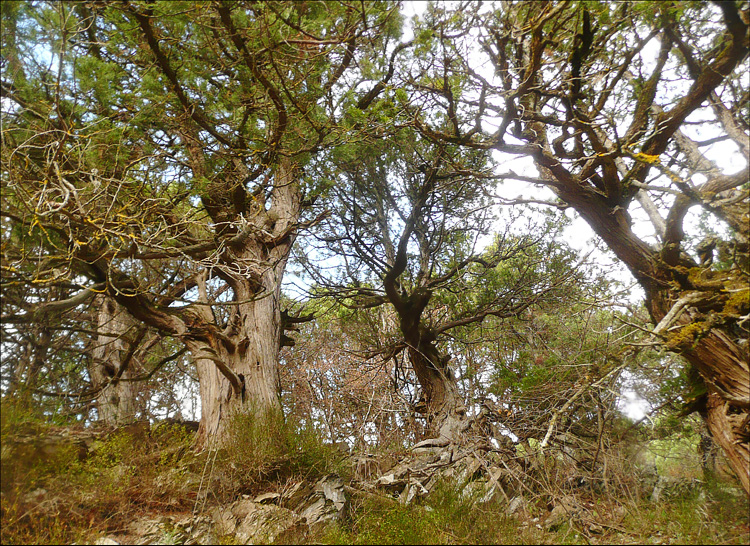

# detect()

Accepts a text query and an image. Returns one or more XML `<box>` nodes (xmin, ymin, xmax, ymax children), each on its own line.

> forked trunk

<box><xmin>546</xmin><ymin>168</ymin><xmax>749</xmax><ymax>494</ymax></box>
<box><xmin>107</xmin><ymin>163</ymin><xmax>301</xmax><ymax>448</ymax></box>
<box><xmin>191</xmin><ymin>160</ymin><xmax>300</xmax><ymax>448</ymax></box>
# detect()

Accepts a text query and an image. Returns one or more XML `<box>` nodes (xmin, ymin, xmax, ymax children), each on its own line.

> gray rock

<box><xmin>376</xmin><ymin>472</ymin><xmax>405</xmax><ymax>491</ymax></box>
<box><xmin>254</xmin><ymin>491</ymin><xmax>281</xmax><ymax>504</ymax></box>
<box><xmin>281</xmin><ymin>480</ymin><xmax>313</xmax><ymax>509</ymax></box>
<box><xmin>399</xmin><ymin>478</ymin><xmax>429</xmax><ymax>504</ymax></box>
<box><xmin>127</xmin><ymin>514</ymin><xmax>216</xmax><ymax>545</ymax></box>
<box><xmin>235</xmin><ymin>503</ymin><xmax>302</xmax><ymax>544</ymax></box>
<box><xmin>545</xmin><ymin>495</ymin><xmax>579</xmax><ymax>530</ymax></box>
<box><xmin>213</xmin><ymin>500</ymin><xmax>303</xmax><ymax>544</ymax></box>
<box><xmin>299</xmin><ymin>475</ymin><xmax>348</xmax><ymax>526</ymax></box>
<box><xmin>507</xmin><ymin>495</ymin><xmax>526</xmax><ymax>516</ymax></box>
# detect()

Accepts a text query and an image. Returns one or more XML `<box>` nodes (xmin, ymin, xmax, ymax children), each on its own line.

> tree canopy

<box><xmin>1</xmin><ymin>0</ymin><xmax>748</xmax><ymax>494</ymax></box>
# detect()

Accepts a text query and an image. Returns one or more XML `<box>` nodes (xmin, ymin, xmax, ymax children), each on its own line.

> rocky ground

<box><xmin>2</xmin><ymin>424</ymin><xmax>747</xmax><ymax>545</ymax></box>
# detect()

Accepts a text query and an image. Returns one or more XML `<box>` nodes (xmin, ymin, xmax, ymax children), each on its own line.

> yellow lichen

<box><xmin>666</xmin><ymin>322</ymin><xmax>708</xmax><ymax>350</ymax></box>
<box><xmin>686</xmin><ymin>267</ymin><xmax>732</xmax><ymax>290</ymax></box>
<box><xmin>723</xmin><ymin>288</ymin><xmax>750</xmax><ymax>316</ymax></box>
<box><xmin>628</xmin><ymin>151</ymin><xmax>662</xmax><ymax>164</ymax></box>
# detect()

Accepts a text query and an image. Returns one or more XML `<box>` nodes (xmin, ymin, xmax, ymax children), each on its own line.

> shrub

<box><xmin>327</xmin><ymin>478</ymin><xmax>529</xmax><ymax>545</ymax></box>
<box><xmin>216</xmin><ymin>408</ymin><xmax>350</xmax><ymax>497</ymax></box>
<box><xmin>0</xmin><ymin>416</ymin><xmax>200</xmax><ymax>544</ymax></box>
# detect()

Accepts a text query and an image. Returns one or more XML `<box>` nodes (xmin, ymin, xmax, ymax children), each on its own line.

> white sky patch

<box><xmin>619</xmin><ymin>389</ymin><xmax>651</xmax><ymax>422</ymax></box>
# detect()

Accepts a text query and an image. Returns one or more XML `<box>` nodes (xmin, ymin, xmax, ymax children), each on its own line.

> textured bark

<box><xmin>571</xmin><ymin>204</ymin><xmax>750</xmax><ymax>493</ymax></box>
<box><xmin>100</xmin><ymin>162</ymin><xmax>302</xmax><ymax>448</ymax></box>
<box><xmin>703</xmin><ymin>388</ymin><xmax>749</xmax><ymax>493</ymax></box>
<box><xmin>189</xmin><ymin>272</ymin><xmax>287</xmax><ymax>447</ymax></box>
<box><xmin>561</xmin><ymin>201</ymin><xmax>750</xmax><ymax>492</ymax></box>
<box><xmin>393</xmin><ymin>292</ymin><xmax>470</xmax><ymax>443</ymax></box>
<box><xmin>406</xmin><ymin>341</ymin><xmax>470</xmax><ymax>443</ymax></box>
<box><xmin>90</xmin><ymin>296</ymin><xmax>142</xmax><ymax>426</ymax></box>
<box><xmin>651</xmin><ymin>294</ymin><xmax>750</xmax><ymax>493</ymax></box>
<box><xmin>526</xmin><ymin>52</ymin><xmax>750</xmax><ymax>490</ymax></box>
<box><xmin>190</xmin><ymin>161</ymin><xmax>300</xmax><ymax>447</ymax></box>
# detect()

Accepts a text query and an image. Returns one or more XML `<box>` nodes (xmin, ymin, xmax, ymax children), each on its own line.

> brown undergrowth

<box><xmin>1</xmin><ymin>399</ymin><xmax>200</xmax><ymax>544</ymax></box>
<box><xmin>1</xmin><ymin>399</ymin><xmax>748</xmax><ymax>545</ymax></box>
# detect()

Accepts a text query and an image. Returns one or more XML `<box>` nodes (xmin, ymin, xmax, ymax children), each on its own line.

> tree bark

<box><xmin>103</xmin><ymin>160</ymin><xmax>301</xmax><ymax>448</ymax></box>
<box><xmin>576</xmin><ymin>206</ymin><xmax>749</xmax><ymax>493</ymax></box>
<box><xmin>411</xmin><ymin>0</ymin><xmax>750</xmax><ymax>492</ymax></box>
<box><xmin>188</xmin><ymin>271</ymin><xmax>287</xmax><ymax>447</ymax></box>
<box><xmin>550</xmin><ymin>178</ymin><xmax>749</xmax><ymax>492</ymax></box>
<box><xmin>702</xmin><ymin>388</ymin><xmax>749</xmax><ymax>493</ymax></box>
<box><xmin>393</xmin><ymin>292</ymin><xmax>470</xmax><ymax>443</ymax></box>
<box><xmin>650</xmin><ymin>292</ymin><xmax>750</xmax><ymax>493</ymax></box>
<box><xmin>405</xmin><ymin>336</ymin><xmax>470</xmax><ymax>443</ymax></box>
<box><xmin>189</xmin><ymin>160</ymin><xmax>300</xmax><ymax>447</ymax></box>
<box><xmin>90</xmin><ymin>296</ymin><xmax>143</xmax><ymax>426</ymax></box>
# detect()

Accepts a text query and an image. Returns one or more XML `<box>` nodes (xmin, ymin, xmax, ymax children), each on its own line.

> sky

<box><xmin>394</xmin><ymin>1</ymin><xmax>747</xmax><ymax>422</ymax></box>
<box><xmin>4</xmin><ymin>1</ymin><xmax>744</xmax><ymax>426</ymax></box>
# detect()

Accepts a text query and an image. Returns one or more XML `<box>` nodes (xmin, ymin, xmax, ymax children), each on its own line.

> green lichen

<box><xmin>722</xmin><ymin>288</ymin><xmax>749</xmax><ymax>316</ymax></box>
<box><xmin>686</xmin><ymin>267</ymin><xmax>733</xmax><ymax>290</ymax></box>
<box><xmin>667</xmin><ymin>322</ymin><xmax>709</xmax><ymax>350</ymax></box>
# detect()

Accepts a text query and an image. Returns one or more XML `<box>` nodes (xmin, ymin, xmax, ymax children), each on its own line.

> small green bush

<box><xmin>218</xmin><ymin>408</ymin><xmax>349</xmax><ymax>495</ymax></box>
<box><xmin>348</xmin><ymin>495</ymin><xmax>440</xmax><ymax>544</ymax></box>
<box><xmin>326</xmin><ymin>478</ymin><xmax>529</xmax><ymax>545</ymax></box>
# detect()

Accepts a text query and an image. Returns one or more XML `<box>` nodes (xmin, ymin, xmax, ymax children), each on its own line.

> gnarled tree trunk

<box><xmin>399</xmin><ymin>309</ymin><xmax>469</xmax><ymax>444</ymax></box>
<box><xmin>650</xmin><ymin>292</ymin><xmax>750</xmax><ymax>493</ymax></box>
<box><xmin>404</xmin><ymin>0</ymin><xmax>750</xmax><ymax>493</ymax></box>
<box><xmin>188</xmin><ymin>257</ymin><xmax>289</xmax><ymax>447</ymax></box>
<box><xmin>188</xmin><ymin>160</ymin><xmax>301</xmax><ymax>447</ymax></box>
<box><xmin>90</xmin><ymin>295</ymin><xmax>143</xmax><ymax>426</ymax></box>
<box><xmin>546</xmin><ymin>161</ymin><xmax>750</xmax><ymax>493</ymax></box>
<box><xmin>105</xmin><ymin>161</ymin><xmax>302</xmax><ymax>449</ymax></box>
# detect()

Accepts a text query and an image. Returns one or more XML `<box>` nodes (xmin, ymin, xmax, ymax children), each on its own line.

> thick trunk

<box><xmin>655</xmin><ymin>295</ymin><xmax>750</xmax><ymax>494</ymax></box>
<box><xmin>403</xmin><ymin>326</ymin><xmax>469</xmax><ymax>444</ymax></box>
<box><xmin>539</xmin><ymin>144</ymin><xmax>749</xmax><ymax>492</ymax></box>
<box><xmin>190</xmin><ymin>286</ymin><xmax>285</xmax><ymax>447</ymax></box>
<box><xmin>90</xmin><ymin>296</ymin><xmax>142</xmax><ymax>426</ymax></box>
<box><xmin>105</xmin><ymin>161</ymin><xmax>301</xmax><ymax>448</ymax></box>
<box><xmin>192</xmin><ymin>161</ymin><xmax>300</xmax><ymax>448</ymax></box>
<box><xmin>411</xmin><ymin>352</ymin><xmax>469</xmax><ymax>443</ymax></box>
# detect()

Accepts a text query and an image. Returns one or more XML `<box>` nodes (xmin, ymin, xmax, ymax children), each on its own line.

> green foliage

<box><xmin>218</xmin><ymin>408</ymin><xmax>350</xmax><ymax>495</ymax></box>
<box><xmin>327</xmin><ymin>491</ymin><xmax>443</xmax><ymax>544</ymax></box>
<box><xmin>1</xmin><ymin>1</ymin><xmax>748</xmax><ymax>543</ymax></box>
<box><xmin>0</xmin><ymin>419</ymin><xmax>199</xmax><ymax>545</ymax></box>
<box><xmin>0</xmin><ymin>397</ymin><xmax>48</xmax><ymax>433</ymax></box>
<box><xmin>322</xmin><ymin>471</ymin><xmax>749</xmax><ymax>545</ymax></box>
<box><xmin>639</xmin><ymin>414</ymin><xmax>704</xmax><ymax>478</ymax></box>
<box><xmin>323</xmin><ymin>478</ymin><xmax>544</xmax><ymax>545</ymax></box>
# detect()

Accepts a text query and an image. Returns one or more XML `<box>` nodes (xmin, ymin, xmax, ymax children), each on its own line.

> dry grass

<box><xmin>2</xmin><ymin>399</ymin><xmax>747</xmax><ymax>545</ymax></box>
